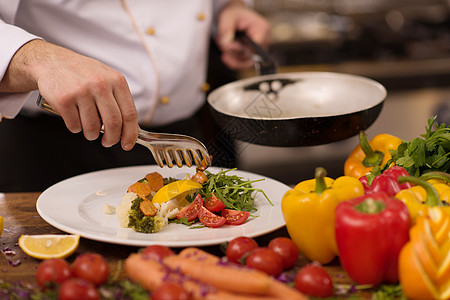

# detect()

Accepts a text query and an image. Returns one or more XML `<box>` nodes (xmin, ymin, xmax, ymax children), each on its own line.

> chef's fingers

<box><xmin>112</xmin><ymin>81</ymin><xmax>139</xmax><ymax>151</ymax></box>
<box><xmin>221</xmin><ymin>50</ymin><xmax>255</xmax><ymax>70</ymax></box>
<box><xmin>95</xmin><ymin>94</ymin><xmax>123</xmax><ymax>148</ymax></box>
<box><xmin>77</xmin><ymin>97</ymin><xmax>102</xmax><ymax>141</ymax></box>
<box><xmin>51</xmin><ymin>98</ymin><xmax>83</xmax><ymax>135</ymax></box>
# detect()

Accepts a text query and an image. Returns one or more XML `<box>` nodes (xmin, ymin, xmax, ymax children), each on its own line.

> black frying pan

<box><xmin>207</xmin><ymin>34</ymin><xmax>386</xmax><ymax>147</ymax></box>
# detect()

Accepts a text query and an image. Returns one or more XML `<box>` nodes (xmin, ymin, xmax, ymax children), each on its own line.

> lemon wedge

<box><xmin>0</xmin><ymin>216</ymin><xmax>3</xmax><ymax>236</ymax></box>
<box><xmin>18</xmin><ymin>234</ymin><xmax>80</xmax><ymax>259</ymax></box>
<box><xmin>152</xmin><ymin>180</ymin><xmax>202</xmax><ymax>205</ymax></box>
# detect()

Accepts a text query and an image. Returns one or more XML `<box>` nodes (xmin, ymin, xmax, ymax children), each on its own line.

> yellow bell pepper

<box><xmin>344</xmin><ymin>131</ymin><xmax>402</xmax><ymax>178</ymax></box>
<box><xmin>399</xmin><ymin>207</ymin><xmax>450</xmax><ymax>300</ymax></box>
<box><xmin>281</xmin><ymin>167</ymin><xmax>364</xmax><ymax>264</ymax></box>
<box><xmin>395</xmin><ymin>174</ymin><xmax>450</xmax><ymax>224</ymax></box>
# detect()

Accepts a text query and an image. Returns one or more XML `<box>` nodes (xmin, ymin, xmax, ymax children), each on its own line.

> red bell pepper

<box><xmin>359</xmin><ymin>166</ymin><xmax>413</xmax><ymax>197</ymax></box>
<box><xmin>335</xmin><ymin>192</ymin><xmax>410</xmax><ymax>286</ymax></box>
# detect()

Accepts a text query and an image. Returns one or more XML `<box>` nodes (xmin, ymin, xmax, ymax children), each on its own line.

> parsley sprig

<box><xmin>199</xmin><ymin>168</ymin><xmax>272</xmax><ymax>212</ymax></box>
<box><xmin>384</xmin><ymin>116</ymin><xmax>450</xmax><ymax>176</ymax></box>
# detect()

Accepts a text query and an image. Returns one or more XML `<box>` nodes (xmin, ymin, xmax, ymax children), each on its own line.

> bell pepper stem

<box><xmin>419</xmin><ymin>172</ymin><xmax>450</xmax><ymax>184</ymax></box>
<box><xmin>398</xmin><ymin>176</ymin><xmax>443</xmax><ymax>207</ymax></box>
<box><xmin>314</xmin><ymin>167</ymin><xmax>328</xmax><ymax>195</ymax></box>
<box><xmin>354</xmin><ymin>198</ymin><xmax>386</xmax><ymax>214</ymax></box>
<box><xmin>359</xmin><ymin>131</ymin><xmax>384</xmax><ymax>168</ymax></box>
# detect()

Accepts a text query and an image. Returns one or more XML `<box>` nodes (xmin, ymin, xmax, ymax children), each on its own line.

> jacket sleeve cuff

<box><xmin>0</xmin><ymin>20</ymin><xmax>42</xmax><ymax>80</ymax></box>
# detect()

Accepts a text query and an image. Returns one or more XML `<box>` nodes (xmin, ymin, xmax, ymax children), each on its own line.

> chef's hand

<box><xmin>215</xmin><ymin>0</ymin><xmax>271</xmax><ymax>71</ymax></box>
<box><xmin>0</xmin><ymin>39</ymin><xmax>139</xmax><ymax>151</ymax></box>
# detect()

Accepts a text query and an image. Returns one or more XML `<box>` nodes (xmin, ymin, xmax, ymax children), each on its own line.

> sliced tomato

<box><xmin>198</xmin><ymin>206</ymin><xmax>226</xmax><ymax>228</ymax></box>
<box><xmin>221</xmin><ymin>209</ymin><xmax>250</xmax><ymax>225</ymax></box>
<box><xmin>176</xmin><ymin>194</ymin><xmax>203</xmax><ymax>222</ymax></box>
<box><xmin>204</xmin><ymin>194</ymin><xmax>225</xmax><ymax>212</ymax></box>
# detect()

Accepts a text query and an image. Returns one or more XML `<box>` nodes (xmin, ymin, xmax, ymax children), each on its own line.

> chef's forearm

<box><xmin>0</xmin><ymin>39</ymin><xmax>41</xmax><ymax>93</ymax></box>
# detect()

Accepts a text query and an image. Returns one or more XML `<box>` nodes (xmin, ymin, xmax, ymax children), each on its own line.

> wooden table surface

<box><xmin>0</xmin><ymin>192</ymin><xmax>371</xmax><ymax>298</ymax></box>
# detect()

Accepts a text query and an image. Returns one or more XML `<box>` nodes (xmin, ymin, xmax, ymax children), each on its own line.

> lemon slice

<box><xmin>18</xmin><ymin>234</ymin><xmax>80</xmax><ymax>259</ymax></box>
<box><xmin>152</xmin><ymin>180</ymin><xmax>202</xmax><ymax>205</ymax></box>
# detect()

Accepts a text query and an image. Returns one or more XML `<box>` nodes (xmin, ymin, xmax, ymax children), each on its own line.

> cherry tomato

<box><xmin>204</xmin><ymin>194</ymin><xmax>225</xmax><ymax>212</ymax></box>
<box><xmin>245</xmin><ymin>248</ymin><xmax>283</xmax><ymax>277</ymax></box>
<box><xmin>141</xmin><ymin>245</ymin><xmax>174</xmax><ymax>261</ymax></box>
<box><xmin>176</xmin><ymin>194</ymin><xmax>203</xmax><ymax>222</ymax></box>
<box><xmin>221</xmin><ymin>209</ymin><xmax>250</xmax><ymax>225</ymax></box>
<box><xmin>226</xmin><ymin>236</ymin><xmax>258</xmax><ymax>264</ymax></box>
<box><xmin>151</xmin><ymin>282</ymin><xmax>190</xmax><ymax>300</ymax></box>
<box><xmin>295</xmin><ymin>264</ymin><xmax>334</xmax><ymax>298</ymax></box>
<box><xmin>198</xmin><ymin>206</ymin><xmax>226</xmax><ymax>227</ymax></box>
<box><xmin>72</xmin><ymin>253</ymin><xmax>109</xmax><ymax>286</ymax></box>
<box><xmin>36</xmin><ymin>258</ymin><xmax>72</xmax><ymax>289</ymax></box>
<box><xmin>268</xmin><ymin>237</ymin><xmax>299</xmax><ymax>269</ymax></box>
<box><xmin>59</xmin><ymin>278</ymin><xmax>99</xmax><ymax>300</ymax></box>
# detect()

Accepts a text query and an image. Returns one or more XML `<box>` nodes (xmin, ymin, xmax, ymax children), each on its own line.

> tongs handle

<box><xmin>235</xmin><ymin>31</ymin><xmax>277</xmax><ymax>76</ymax></box>
<box><xmin>37</xmin><ymin>94</ymin><xmax>58</xmax><ymax>115</ymax></box>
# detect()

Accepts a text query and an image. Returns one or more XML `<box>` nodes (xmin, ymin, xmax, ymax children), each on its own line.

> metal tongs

<box><xmin>235</xmin><ymin>31</ymin><xmax>277</xmax><ymax>76</ymax></box>
<box><xmin>37</xmin><ymin>95</ymin><xmax>211</xmax><ymax>168</ymax></box>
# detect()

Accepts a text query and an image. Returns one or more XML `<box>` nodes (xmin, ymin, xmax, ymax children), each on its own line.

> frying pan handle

<box><xmin>235</xmin><ymin>31</ymin><xmax>277</xmax><ymax>76</ymax></box>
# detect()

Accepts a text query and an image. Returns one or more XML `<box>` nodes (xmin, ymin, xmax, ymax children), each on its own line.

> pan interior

<box><xmin>208</xmin><ymin>72</ymin><xmax>386</xmax><ymax>120</ymax></box>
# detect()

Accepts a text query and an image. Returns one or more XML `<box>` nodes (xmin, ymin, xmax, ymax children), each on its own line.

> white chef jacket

<box><xmin>0</xmin><ymin>0</ymin><xmax>249</xmax><ymax>126</ymax></box>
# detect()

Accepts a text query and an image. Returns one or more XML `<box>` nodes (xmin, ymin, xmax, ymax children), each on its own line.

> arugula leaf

<box><xmin>199</xmin><ymin>168</ymin><xmax>272</xmax><ymax>212</ymax></box>
<box><xmin>170</xmin><ymin>217</ymin><xmax>196</xmax><ymax>226</ymax></box>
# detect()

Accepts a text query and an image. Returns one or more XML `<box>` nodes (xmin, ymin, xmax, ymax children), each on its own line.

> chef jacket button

<box><xmin>197</xmin><ymin>13</ymin><xmax>205</xmax><ymax>21</ymax></box>
<box><xmin>200</xmin><ymin>82</ymin><xmax>210</xmax><ymax>92</ymax></box>
<box><xmin>146</xmin><ymin>27</ymin><xmax>155</xmax><ymax>35</ymax></box>
<box><xmin>160</xmin><ymin>96</ymin><xmax>170</xmax><ymax>104</ymax></box>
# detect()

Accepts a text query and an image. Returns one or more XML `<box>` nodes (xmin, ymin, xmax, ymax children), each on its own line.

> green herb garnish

<box><xmin>384</xmin><ymin>116</ymin><xmax>450</xmax><ymax>176</ymax></box>
<box><xmin>170</xmin><ymin>217</ymin><xmax>196</xmax><ymax>226</ymax></box>
<box><xmin>198</xmin><ymin>168</ymin><xmax>272</xmax><ymax>212</ymax></box>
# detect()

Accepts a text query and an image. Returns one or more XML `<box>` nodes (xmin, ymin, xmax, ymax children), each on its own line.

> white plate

<box><xmin>36</xmin><ymin>165</ymin><xmax>290</xmax><ymax>247</ymax></box>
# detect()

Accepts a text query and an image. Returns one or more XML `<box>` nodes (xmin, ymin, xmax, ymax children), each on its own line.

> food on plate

<box><xmin>125</xmin><ymin>247</ymin><xmax>308</xmax><ymax>300</ymax></box>
<box><xmin>399</xmin><ymin>207</ymin><xmax>450</xmax><ymax>300</ymax></box>
<box><xmin>281</xmin><ymin>167</ymin><xmax>364</xmax><ymax>264</ymax></box>
<box><xmin>116</xmin><ymin>168</ymin><xmax>269</xmax><ymax>233</ymax></box>
<box><xmin>18</xmin><ymin>234</ymin><xmax>80</xmax><ymax>259</ymax></box>
<box><xmin>335</xmin><ymin>192</ymin><xmax>410</xmax><ymax>286</ymax></box>
<box><xmin>152</xmin><ymin>179</ymin><xmax>202</xmax><ymax>205</ymax></box>
<box><xmin>116</xmin><ymin>192</ymin><xmax>166</xmax><ymax>233</ymax></box>
<box><xmin>344</xmin><ymin>131</ymin><xmax>402</xmax><ymax>178</ymax></box>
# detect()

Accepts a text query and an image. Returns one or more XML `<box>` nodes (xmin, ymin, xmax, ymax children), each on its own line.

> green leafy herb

<box><xmin>170</xmin><ymin>217</ymin><xmax>196</xmax><ymax>226</ymax></box>
<box><xmin>199</xmin><ymin>168</ymin><xmax>272</xmax><ymax>212</ymax></box>
<box><xmin>384</xmin><ymin>116</ymin><xmax>450</xmax><ymax>176</ymax></box>
<box><xmin>371</xmin><ymin>284</ymin><xmax>406</xmax><ymax>300</ymax></box>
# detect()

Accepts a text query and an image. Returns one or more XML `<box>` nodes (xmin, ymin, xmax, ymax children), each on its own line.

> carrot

<box><xmin>177</xmin><ymin>247</ymin><xmax>221</xmax><ymax>264</ymax></box>
<box><xmin>125</xmin><ymin>254</ymin><xmax>282</xmax><ymax>300</ymax></box>
<box><xmin>163</xmin><ymin>252</ymin><xmax>307</xmax><ymax>300</ymax></box>
<box><xmin>145</xmin><ymin>172</ymin><xmax>164</xmax><ymax>192</ymax></box>
<box><xmin>127</xmin><ymin>182</ymin><xmax>152</xmax><ymax>198</ymax></box>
